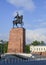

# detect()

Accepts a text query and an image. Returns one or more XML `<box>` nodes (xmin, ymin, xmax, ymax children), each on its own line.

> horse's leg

<box><xmin>21</xmin><ymin>22</ymin><xmax>24</xmax><ymax>27</ymax></box>
<box><xmin>17</xmin><ymin>24</ymin><xmax>18</xmax><ymax>28</ymax></box>
<box><xmin>16</xmin><ymin>23</ymin><xmax>18</xmax><ymax>28</ymax></box>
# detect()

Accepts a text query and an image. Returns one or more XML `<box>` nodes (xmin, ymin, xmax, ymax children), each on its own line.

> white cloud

<box><xmin>32</xmin><ymin>19</ymin><xmax>46</xmax><ymax>28</ymax></box>
<box><xmin>26</xmin><ymin>28</ymin><xmax>46</xmax><ymax>44</ymax></box>
<box><xmin>7</xmin><ymin>0</ymin><xmax>36</xmax><ymax>11</ymax></box>
<box><xmin>0</xmin><ymin>29</ymin><xmax>46</xmax><ymax>44</ymax></box>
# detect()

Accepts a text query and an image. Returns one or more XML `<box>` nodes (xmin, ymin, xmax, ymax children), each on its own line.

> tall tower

<box><xmin>8</xmin><ymin>13</ymin><xmax>25</xmax><ymax>53</ymax></box>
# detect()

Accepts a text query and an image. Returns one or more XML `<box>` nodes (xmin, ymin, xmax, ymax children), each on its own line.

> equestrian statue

<box><xmin>13</xmin><ymin>12</ymin><xmax>24</xmax><ymax>28</ymax></box>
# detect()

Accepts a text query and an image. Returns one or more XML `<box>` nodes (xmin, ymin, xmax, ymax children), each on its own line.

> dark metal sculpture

<box><xmin>13</xmin><ymin>12</ymin><xmax>24</xmax><ymax>28</ymax></box>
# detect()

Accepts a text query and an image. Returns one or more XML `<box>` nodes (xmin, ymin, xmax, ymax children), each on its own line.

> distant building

<box><xmin>0</xmin><ymin>41</ymin><xmax>3</xmax><ymax>44</ymax></box>
<box><xmin>0</xmin><ymin>41</ymin><xmax>6</xmax><ymax>44</ymax></box>
<box><xmin>30</xmin><ymin>45</ymin><xmax>46</xmax><ymax>56</ymax></box>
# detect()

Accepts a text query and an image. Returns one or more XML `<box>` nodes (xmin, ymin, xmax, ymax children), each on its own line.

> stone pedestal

<box><xmin>8</xmin><ymin>28</ymin><xmax>25</xmax><ymax>53</ymax></box>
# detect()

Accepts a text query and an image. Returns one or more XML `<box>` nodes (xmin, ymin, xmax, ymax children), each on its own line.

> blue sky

<box><xmin>0</xmin><ymin>0</ymin><xmax>46</xmax><ymax>43</ymax></box>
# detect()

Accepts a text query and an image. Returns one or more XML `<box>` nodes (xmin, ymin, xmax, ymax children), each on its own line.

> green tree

<box><xmin>31</xmin><ymin>40</ymin><xmax>40</xmax><ymax>46</ymax></box>
<box><xmin>0</xmin><ymin>40</ymin><xmax>3</xmax><ymax>42</ymax></box>
<box><xmin>31</xmin><ymin>40</ymin><xmax>45</xmax><ymax>46</ymax></box>
<box><xmin>4</xmin><ymin>42</ymin><xmax>8</xmax><ymax>53</ymax></box>
<box><xmin>0</xmin><ymin>44</ymin><xmax>2</xmax><ymax>53</ymax></box>
<box><xmin>0</xmin><ymin>41</ymin><xmax>8</xmax><ymax>54</ymax></box>
<box><xmin>25</xmin><ymin>45</ymin><xmax>30</xmax><ymax>53</ymax></box>
<box><xmin>40</xmin><ymin>41</ymin><xmax>45</xmax><ymax>45</ymax></box>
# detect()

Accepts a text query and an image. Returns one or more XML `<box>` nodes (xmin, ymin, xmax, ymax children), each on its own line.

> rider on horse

<box><xmin>13</xmin><ymin>12</ymin><xmax>23</xmax><ymax>28</ymax></box>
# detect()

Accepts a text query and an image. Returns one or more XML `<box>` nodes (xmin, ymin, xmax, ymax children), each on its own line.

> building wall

<box><xmin>30</xmin><ymin>45</ymin><xmax>46</xmax><ymax>53</ymax></box>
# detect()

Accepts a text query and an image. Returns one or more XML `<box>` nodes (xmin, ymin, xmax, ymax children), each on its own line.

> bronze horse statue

<box><xmin>13</xmin><ymin>13</ymin><xmax>24</xmax><ymax>28</ymax></box>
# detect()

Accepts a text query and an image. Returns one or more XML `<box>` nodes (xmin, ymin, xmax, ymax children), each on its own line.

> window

<box><xmin>44</xmin><ymin>48</ymin><xmax>45</xmax><ymax>50</ymax></box>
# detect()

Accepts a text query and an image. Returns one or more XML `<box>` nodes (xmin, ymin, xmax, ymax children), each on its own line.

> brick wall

<box><xmin>8</xmin><ymin>28</ymin><xmax>25</xmax><ymax>53</ymax></box>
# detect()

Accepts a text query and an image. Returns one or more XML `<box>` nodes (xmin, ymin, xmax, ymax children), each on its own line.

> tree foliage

<box><xmin>25</xmin><ymin>45</ymin><xmax>30</xmax><ymax>53</ymax></box>
<box><xmin>3</xmin><ymin>42</ymin><xmax>8</xmax><ymax>53</ymax></box>
<box><xmin>31</xmin><ymin>40</ymin><xmax>45</xmax><ymax>46</ymax></box>
<box><xmin>0</xmin><ymin>40</ymin><xmax>8</xmax><ymax>54</ymax></box>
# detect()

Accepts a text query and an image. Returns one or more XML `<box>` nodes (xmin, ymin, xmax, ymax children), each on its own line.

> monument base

<box><xmin>8</xmin><ymin>28</ymin><xmax>25</xmax><ymax>53</ymax></box>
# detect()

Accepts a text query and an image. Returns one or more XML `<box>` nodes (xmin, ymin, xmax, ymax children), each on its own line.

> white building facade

<box><xmin>30</xmin><ymin>45</ymin><xmax>46</xmax><ymax>53</ymax></box>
